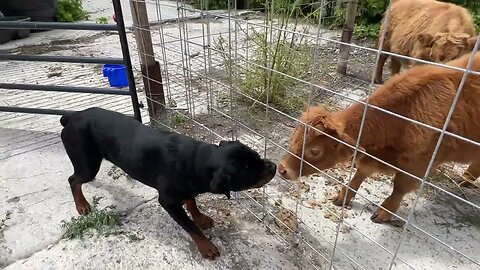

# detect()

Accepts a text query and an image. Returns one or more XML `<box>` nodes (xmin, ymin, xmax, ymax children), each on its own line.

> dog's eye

<box><xmin>310</xmin><ymin>149</ymin><xmax>320</xmax><ymax>156</ymax></box>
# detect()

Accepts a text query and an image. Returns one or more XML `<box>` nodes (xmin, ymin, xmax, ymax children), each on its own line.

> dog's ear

<box><xmin>210</xmin><ymin>169</ymin><xmax>231</xmax><ymax>193</ymax></box>
<box><xmin>219</xmin><ymin>140</ymin><xmax>231</xmax><ymax>146</ymax></box>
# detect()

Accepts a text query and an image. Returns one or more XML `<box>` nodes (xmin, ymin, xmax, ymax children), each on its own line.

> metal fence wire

<box><xmin>130</xmin><ymin>0</ymin><xmax>480</xmax><ymax>269</ymax></box>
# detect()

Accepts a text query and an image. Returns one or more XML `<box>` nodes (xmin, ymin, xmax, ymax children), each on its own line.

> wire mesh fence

<box><xmin>130</xmin><ymin>0</ymin><xmax>480</xmax><ymax>269</ymax></box>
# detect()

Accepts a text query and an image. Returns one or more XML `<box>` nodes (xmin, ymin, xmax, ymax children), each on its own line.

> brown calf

<box><xmin>374</xmin><ymin>0</ymin><xmax>477</xmax><ymax>84</ymax></box>
<box><xmin>279</xmin><ymin>52</ymin><xmax>480</xmax><ymax>226</ymax></box>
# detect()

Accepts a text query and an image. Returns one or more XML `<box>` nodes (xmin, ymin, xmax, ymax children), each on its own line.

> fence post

<box><xmin>336</xmin><ymin>0</ymin><xmax>358</xmax><ymax>74</ymax></box>
<box><xmin>130</xmin><ymin>0</ymin><xmax>167</xmax><ymax>124</ymax></box>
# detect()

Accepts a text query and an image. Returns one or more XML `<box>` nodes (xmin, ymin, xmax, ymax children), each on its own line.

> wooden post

<box><xmin>336</xmin><ymin>0</ymin><xmax>358</xmax><ymax>74</ymax></box>
<box><xmin>129</xmin><ymin>0</ymin><xmax>166</xmax><ymax>123</ymax></box>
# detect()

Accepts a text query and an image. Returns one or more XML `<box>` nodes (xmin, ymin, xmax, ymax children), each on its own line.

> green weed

<box><xmin>96</xmin><ymin>17</ymin><xmax>109</xmax><ymax>25</ymax></box>
<box><xmin>61</xmin><ymin>197</ymin><xmax>120</xmax><ymax>239</ymax></box>
<box><xmin>170</xmin><ymin>112</ymin><xmax>189</xmax><ymax>126</ymax></box>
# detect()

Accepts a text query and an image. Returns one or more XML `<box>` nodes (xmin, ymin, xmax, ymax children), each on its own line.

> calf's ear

<box><xmin>337</xmin><ymin>132</ymin><xmax>366</xmax><ymax>153</ymax></box>
<box><xmin>312</xmin><ymin>115</ymin><xmax>366</xmax><ymax>153</ymax></box>
<box><xmin>466</xmin><ymin>36</ymin><xmax>478</xmax><ymax>50</ymax></box>
<box><xmin>418</xmin><ymin>33</ymin><xmax>435</xmax><ymax>47</ymax></box>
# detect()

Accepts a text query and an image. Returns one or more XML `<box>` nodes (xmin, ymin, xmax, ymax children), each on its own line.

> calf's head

<box><xmin>417</xmin><ymin>33</ymin><xmax>477</xmax><ymax>63</ymax></box>
<box><xmin>278</xmin><ymin>106</ymin><xmax>357</xmax><ymax>180</ymax></box>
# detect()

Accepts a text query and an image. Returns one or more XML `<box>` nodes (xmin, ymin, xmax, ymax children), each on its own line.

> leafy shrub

<box><xmin>354</xmin><ymin>22</ymin><xmax>380</xmax><ymax>38</ymax></box>
<box><xmin>214</xmin><ymin>0</ymin><xmax>312</xmax><ymax>112</ymax></box>
<box><xmin>56</xmin><ymin>0</ymin><xmax>89</xmax><ymax>22</ymax></box>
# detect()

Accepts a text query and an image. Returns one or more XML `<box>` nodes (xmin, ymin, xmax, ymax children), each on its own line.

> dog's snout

<box><xmin>267</xmin><ymin>161</ymin><xmax>277</xmax><ymax>171</ymax></box>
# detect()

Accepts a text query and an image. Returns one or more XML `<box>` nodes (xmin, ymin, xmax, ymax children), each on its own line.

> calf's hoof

<box><xmin>456</xmin><ymin>178</ymin><xmax>478</xmax><ymax>188</ymax></box>
<box><xmin>370</xmin><ymin>209</ymin><xmax>405</xmax><ymax>227</ymax></box>
<box><xmin>332</xmin><ymin>195</ymin><xmax>352</xmax><ymax>207</ymax></box>
<box><xmin>373</xmin><ymin>78</ymin><xmax>383</xmax><ymax>84</ymax></box>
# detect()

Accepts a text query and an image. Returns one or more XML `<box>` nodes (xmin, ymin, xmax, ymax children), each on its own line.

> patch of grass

<box><xmin>354</xmin><ymin>23</ymin><xmax>381</xmax><ymax>39</ymax></box>
<box><xmin>170</xmin><ymin>112</ymin><xmax>189</xmax><ymax>127</ymax></box>
<box><xmin>96</xmin><ymin>16</ymin><xmax>109</xmax><ymax>24</ymax></box>
<box><xmin>0</xmin><ymin>211</ymin><xmax>12</xmax><ymax>239</ymax></box>
<box><xmin>61</xmin><ymin>197</ymin><xmax>120</xmax><ymax>239</ymax></box>
<box><xmin>214</xmin><ymin>4</ymin><xmax>312</xmax><ymax>113</ymax></box>
<box><xmin>56</xmin><ymin>0</ymin><xmax>89</xmax><ymax>22</ymax></box>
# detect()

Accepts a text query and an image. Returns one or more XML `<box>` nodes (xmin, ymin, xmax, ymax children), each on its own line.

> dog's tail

<box><xmin>60</xmin><ymin>113</ymin><xmax>73</xmax><ymax>127</ymax></box>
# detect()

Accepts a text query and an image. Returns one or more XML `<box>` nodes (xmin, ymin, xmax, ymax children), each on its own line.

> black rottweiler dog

<box><xmin>59</xmin><ymin>107</ymin><xmax>276</xmax><ymax>259</ymax></box>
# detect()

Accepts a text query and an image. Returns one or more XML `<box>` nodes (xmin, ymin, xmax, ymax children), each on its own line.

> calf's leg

<box><xmin>371</xmin><ymin>172</ymin><xmax>420</xmax><ymax>227</ymax></box>
<box><xmin>374</xmin><ymin>53</ymin><xmax>389</xmax><ymax>84</ymax></box>
<box><xmin>333</xmin><ymin>169</ymin><xmax>371</xmax><ymax>206</ymax></box>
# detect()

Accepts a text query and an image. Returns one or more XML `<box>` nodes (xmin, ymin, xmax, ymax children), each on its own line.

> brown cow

<box><xmin>278</xmin><ymin>52</ymin><xmax>480</xmax><ymax>226</ymax></box>
<box><xmin>374</xmin><ymin>0</ymin><xmax>477</xmax><ymax>84</ymax></box>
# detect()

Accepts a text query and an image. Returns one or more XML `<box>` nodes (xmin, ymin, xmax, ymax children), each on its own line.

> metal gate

<box><xmin>0</xmin><ymin>0</ymin><xmax>142</xmax><ymax>122</ymax></box>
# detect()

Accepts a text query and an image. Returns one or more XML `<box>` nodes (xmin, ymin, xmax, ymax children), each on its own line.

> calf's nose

<box><xmin>278</xmin><ymin>163</ymin><xmax>287</xmax><ymax>176</ymax></box>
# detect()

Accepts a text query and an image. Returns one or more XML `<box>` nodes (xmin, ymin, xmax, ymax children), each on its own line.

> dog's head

<box><xmin>209</xmin><ymin>140</ymin><xmax>277</xmax><ymax>198</ymax></box>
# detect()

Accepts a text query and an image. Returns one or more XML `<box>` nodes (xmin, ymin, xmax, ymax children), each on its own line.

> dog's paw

<box><xmin>197</xmin><ymin>240</ymin><xmax>220</xmax><ymax>260</ymax></box>
<box><xmin>76</xmin><ymin>201</ymin><xmax>91</xmax><ymax>215</ymax></box>
<box><xmin>194</xmin><ymin>213</ymin><xmax>214</xmax><ymax>230</ymax></box>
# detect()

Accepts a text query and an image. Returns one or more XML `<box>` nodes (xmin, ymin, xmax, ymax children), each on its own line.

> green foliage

<box><xmin>354</xmin><ymin>22</ymin><xmax>380</xmax><ymax>38</ymax></box>
<box><xmin>356</xmin><ymin>0</ymin><xmax>388</xmax><ymax>25</ymax></box>
<box><xmin>61</xmin><ymin>197</ymin><xmax>120</xmax><ymax>239</ymax></box>
<box><xmin>214</xmin><ymin>0</ymin><xmax>312</xmax><ymax>112</ymax></box>
<box><xmin>445</xmin><ymin>0</ymin><xmax>479</xmax><ymax>11</ymax></box>
<box><xmin>474</xmin><ymin>13</ymin><xmax>480</xmax><ymax>32</ymax></box>
<box><xmin>96</xmin><ymin>17</ymin><xmax>108</xmax><ymax>24</ymax></box>
<box><xmin>56</xmin><ymin>0</ymin><xmax>89</xmax><ymax>22</ymax></box>
<box><xmin>170</xmin><ymin>112</ymin><xmax>188</xmax><ymax>126</ymax></box>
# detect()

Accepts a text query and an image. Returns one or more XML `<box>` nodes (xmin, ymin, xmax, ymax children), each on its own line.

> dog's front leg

<box><xmin>184</xmin><ymin>199</ymin><xmax>214</xmax><ymax>230</ymax></box>
<box><xmin>159</xmin><ymin>199</ymin><xmax>219</xmax><ymax>260</ymax></box>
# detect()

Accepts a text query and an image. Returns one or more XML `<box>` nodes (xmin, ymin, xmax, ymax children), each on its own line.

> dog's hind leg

<box><xmin>61</xmin><ymin>129</ymin><xmax>103</xmax><ymax>215</ymax></box>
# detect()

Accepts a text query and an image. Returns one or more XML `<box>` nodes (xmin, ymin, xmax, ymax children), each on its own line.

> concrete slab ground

<box><xmin>0</xmin><ymin>129</ymin><xmax>301</xmax><ymax>269</ymax></box>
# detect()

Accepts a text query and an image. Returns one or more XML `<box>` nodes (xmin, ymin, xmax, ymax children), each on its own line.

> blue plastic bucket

<box><xmin>102</xmin><ymin>64</ymin><xmax>128</xmax><ymax>88</ymax></box>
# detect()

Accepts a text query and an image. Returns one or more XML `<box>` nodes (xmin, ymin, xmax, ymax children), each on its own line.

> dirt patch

<box><xmin>14</xmin><ymin>33</ymin><xmax>112</xmax><ymax>55</ymax></box>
